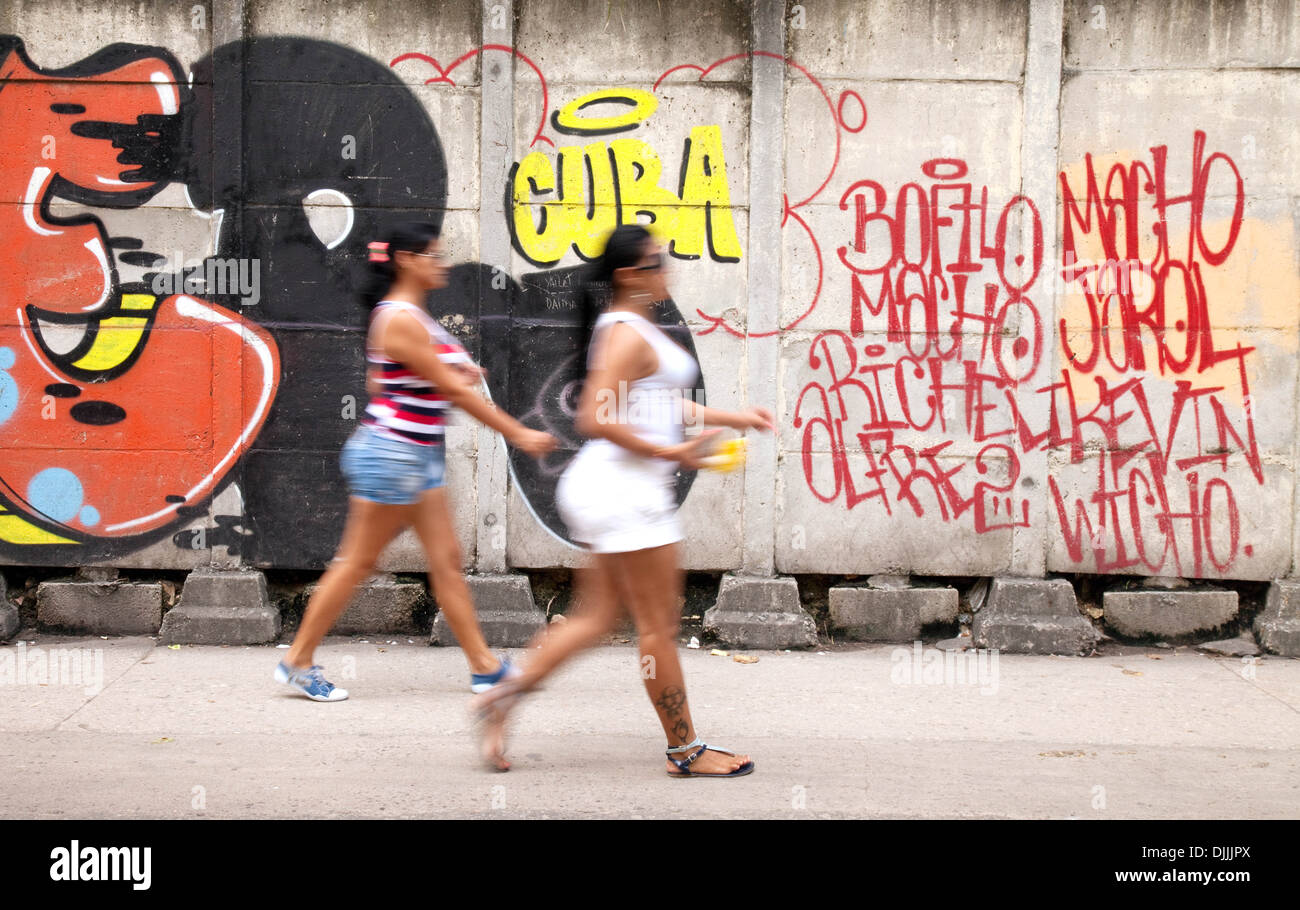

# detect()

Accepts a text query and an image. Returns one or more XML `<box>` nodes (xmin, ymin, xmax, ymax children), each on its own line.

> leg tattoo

<box><xmin>654</xmin><ymin>685</ymin><xmax>686</xmax><ymax>717</ymax></box>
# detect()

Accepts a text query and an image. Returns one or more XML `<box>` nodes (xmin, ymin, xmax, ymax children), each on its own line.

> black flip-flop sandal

<box><xmin>666</xmin><ymin>737</ymin><xmax>755</xmax><ymax>778</ymax></box>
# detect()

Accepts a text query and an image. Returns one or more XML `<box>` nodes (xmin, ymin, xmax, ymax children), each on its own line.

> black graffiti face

<box><xmin>175</xmin><ymin>37</ymin><xmax>454</xmax><ymax>567</ymax></box>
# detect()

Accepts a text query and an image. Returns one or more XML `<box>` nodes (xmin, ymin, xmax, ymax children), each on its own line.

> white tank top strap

<box><xmin>588</xmin><ymin>310</ymin><xmax>638</xmax><ymax>369</ymax></box>
<box><xmin>368</xmin><ymin>300</ymin><xmax>428</xmax><ymax>354</ymax></box>
<box><xmin>590</xmin><ymin>310</ymin><xmax>697</xmax><ymax>389</ymax></box>
<box><xmin>368</xmin><ymin>300</ymin><xmax>471</xmax><ymax>364</ymax></box>
<box><xmin>615</xmin><ymin>312</ymin><xmax>671</xmax><ymax>361</ymax></box>
<box><xmin>373</xmin><ymin>299</ymin><xmax>437</xmax><ymax>326</ymax></box>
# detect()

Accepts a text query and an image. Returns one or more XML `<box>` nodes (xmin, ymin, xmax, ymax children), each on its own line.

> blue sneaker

<box><xmin>274</xmin><ymin>661</ymin><xmax>349</xmax><ymax>702</ymax></box>
<box><xmin>470</xmin><ymin>656</ymin><xmax>521</xmax><ymax>694</ymax></box>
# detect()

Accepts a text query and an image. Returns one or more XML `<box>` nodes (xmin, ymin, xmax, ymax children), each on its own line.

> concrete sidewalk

<box><xmin>0</xmin><ymin>633</ymin><xmax>1296</xmax><ymax>819</ymax></box>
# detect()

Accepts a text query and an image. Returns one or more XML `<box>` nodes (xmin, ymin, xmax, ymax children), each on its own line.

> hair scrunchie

<box><xmin>367</xmin><ymin>241</ymin><xmax>390</xmax><ymax>262</ymax></box>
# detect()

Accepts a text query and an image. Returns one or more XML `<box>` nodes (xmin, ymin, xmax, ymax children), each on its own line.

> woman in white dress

<box><xmin>472</xmin><ymin>225</ymin><xmax>773</xmax><ymax>776</ymax></box>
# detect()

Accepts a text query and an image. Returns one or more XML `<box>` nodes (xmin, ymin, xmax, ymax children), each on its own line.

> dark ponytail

<box><xmin>576</xmin><ymin>224</ymin><xmax>653</xmax><ymax>367</ymax></box>
<box><xmin>358</xmin><ymin>220</ymin><xmax>441</xmax><ymax>309</ymax></box>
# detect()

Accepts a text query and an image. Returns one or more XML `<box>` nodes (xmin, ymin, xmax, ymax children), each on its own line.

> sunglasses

<box><xmin>408</xmin><ymin>250</ymin><xmax>449</xmax><ymax>260</ymax></box>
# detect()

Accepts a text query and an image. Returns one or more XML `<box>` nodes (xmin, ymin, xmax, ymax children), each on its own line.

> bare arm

<box><xmin>681</xmin><ymin>398</ymin><xmax>775</xmax><ymax>433</ymax></box>
<box><xmin>381</xmin><ymin>312</ymin><xmax>554</xmax><ymax>456</ymax></box>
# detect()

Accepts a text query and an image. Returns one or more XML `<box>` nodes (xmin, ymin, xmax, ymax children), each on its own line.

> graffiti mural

<box><xmin>0</xmin><ymin>14</ymin><xmax>1290</xmax><ymax>582</ymax></box>
<box><xmin>1</xmin><ymin>34</ymin><xmax>717</xmax><ymax>563</ymax></box>
<box><xmin>390</xmin><ymin>46</ymin><xmax>716</xmax><ymax>544</ymax></box>
<box><xmin>181</xmin><ymin>37</ymin><xmax>452</xmax><ymax>566</ymax></box>
<box><xmin>797</xmin><ymin>131</ymin><xmax>1267</xmax><ymax>577</ymax></box>
<box><xmin>798</xmin><ymin>156</ymin><xmax>1043</xmax><ymax>526</ymax></box>
<box><xmin>0</xmin><ymin>37</ymin><xmax>279</xmax><ymax>557</ymax></box>
<box><xmin>0</xmin><ymin>35</ymin><xmax>464</xmax><ymax>566</ymax></box>
<box><xmin>1050</xmin><ymin>132</ymin><xmax>1259</xmax><ymax>576</ymax></box>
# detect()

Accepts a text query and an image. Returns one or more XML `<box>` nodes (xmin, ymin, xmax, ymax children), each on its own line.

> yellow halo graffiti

<box><xmin>551</xmin><ymin>87</ymin><xmax>658</xmax><ymax>136</ymax></box>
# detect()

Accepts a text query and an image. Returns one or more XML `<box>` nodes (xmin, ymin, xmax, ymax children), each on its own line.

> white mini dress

<box><xmin>556</xmin><ymin>310</ymin><xmax>700</xmax><ymax>554</ymax></box>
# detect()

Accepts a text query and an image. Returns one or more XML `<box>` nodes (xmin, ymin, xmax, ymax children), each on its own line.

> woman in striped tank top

<box><xmin>276</xmin><ymin>222</ymin><xmax>555</xmax><ymax>709</ymax></box>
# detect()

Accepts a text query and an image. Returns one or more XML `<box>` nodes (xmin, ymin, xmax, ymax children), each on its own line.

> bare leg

<box><xmin>614</xmin><ymin>544</ymin><xmax>750</xmax><ymax>775</ymax></box>
<box><xmin>411</xmin><ymin>487</ymin><xmax>496</xmax><ymax>675</ymax></box>
<box><xmin>471</xmin><ymin>557</ymin><xmax>623</xmax><ymax>769</ymax></box>
<box><xmin>512</xmin><ymin>557</ymin><xmax>623</xmax><ymax>690</ymax></box>
<box><xmin>285</xmin><ymin>497</ymin><xmax>410</xmax><ymax>669</ymax></box>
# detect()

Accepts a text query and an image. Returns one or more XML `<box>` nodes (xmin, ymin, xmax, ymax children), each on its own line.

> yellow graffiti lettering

<box><xmin>510</xmin><ymin>124</ymin><xmax>741</xmax><ymax>266</ymax></box>
<box><xmin>511</xmin><ymin>151</ymin><xmax>563</xmax><ymax>264</ymax></box>
<box><xmin>673</xmin><ymin>125</ymin><xmax>742</xmax><ymax>262</ymax></box>
<box><xmin>608</xmin><ymin>138</ymin><xmax>681</xmax><ymax>240</ymax></box>
<box><xmin>557</xmin><ymin>142</ymin><xmax>618</xmax><ymax>259</ymax></box>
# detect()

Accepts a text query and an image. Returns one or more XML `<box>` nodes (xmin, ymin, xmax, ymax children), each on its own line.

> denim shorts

<box><xmin>339</xmin><ymin>424</ymin><xmax>445</xmax><ymax>505</ymax></box>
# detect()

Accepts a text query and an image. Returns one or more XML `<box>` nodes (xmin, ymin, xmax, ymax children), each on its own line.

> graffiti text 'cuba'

<box><xmin>509</xmin><ymin>87</ymin><xmax>742</xmax><ymax>266</ymax></box>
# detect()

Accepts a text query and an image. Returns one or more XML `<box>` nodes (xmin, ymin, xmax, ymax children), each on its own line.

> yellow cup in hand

<box><xmin>699</xmin><ymin>437</ymin><xmax>747</xmax><ymax>473</ymax></box>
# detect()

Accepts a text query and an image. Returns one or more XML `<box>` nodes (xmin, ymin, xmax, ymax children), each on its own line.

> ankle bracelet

<box><xmin>665</xmin><ymin>736</ymin><xmax>704</xmax><ymax>755</ymax></box>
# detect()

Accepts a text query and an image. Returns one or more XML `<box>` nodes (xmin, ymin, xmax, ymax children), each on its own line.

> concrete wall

<box><xmin>0</xmin><ymin>0</ymin><xmax>1296</xmax><ymax>581</ymax></box>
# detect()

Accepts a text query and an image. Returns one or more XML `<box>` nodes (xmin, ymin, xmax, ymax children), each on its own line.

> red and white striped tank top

<box><xmin>363</xmin><ymin>299</ymin><xmax>472</xmax><ymax>446</ymax></box>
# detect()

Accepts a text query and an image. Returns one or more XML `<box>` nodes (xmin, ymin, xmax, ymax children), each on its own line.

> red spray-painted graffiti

<box><xmin>391</xmin><ymin>46</ymin><xmax>554</xmax><ymax>149</ymax></box>
<box><xmin>799</xmin><ymin>132</ymin><xmax>1260</xmax><ymax>576</ymax></box>
<box><xmin>1049</xmin><ymin>130</ymin><xmax>1255</xmax><ymax>576</ymax></box>
<box><xmin>797</xmin><ymin>156</ymin><xmax>1041</xmax><ymax>535</ymax></box>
